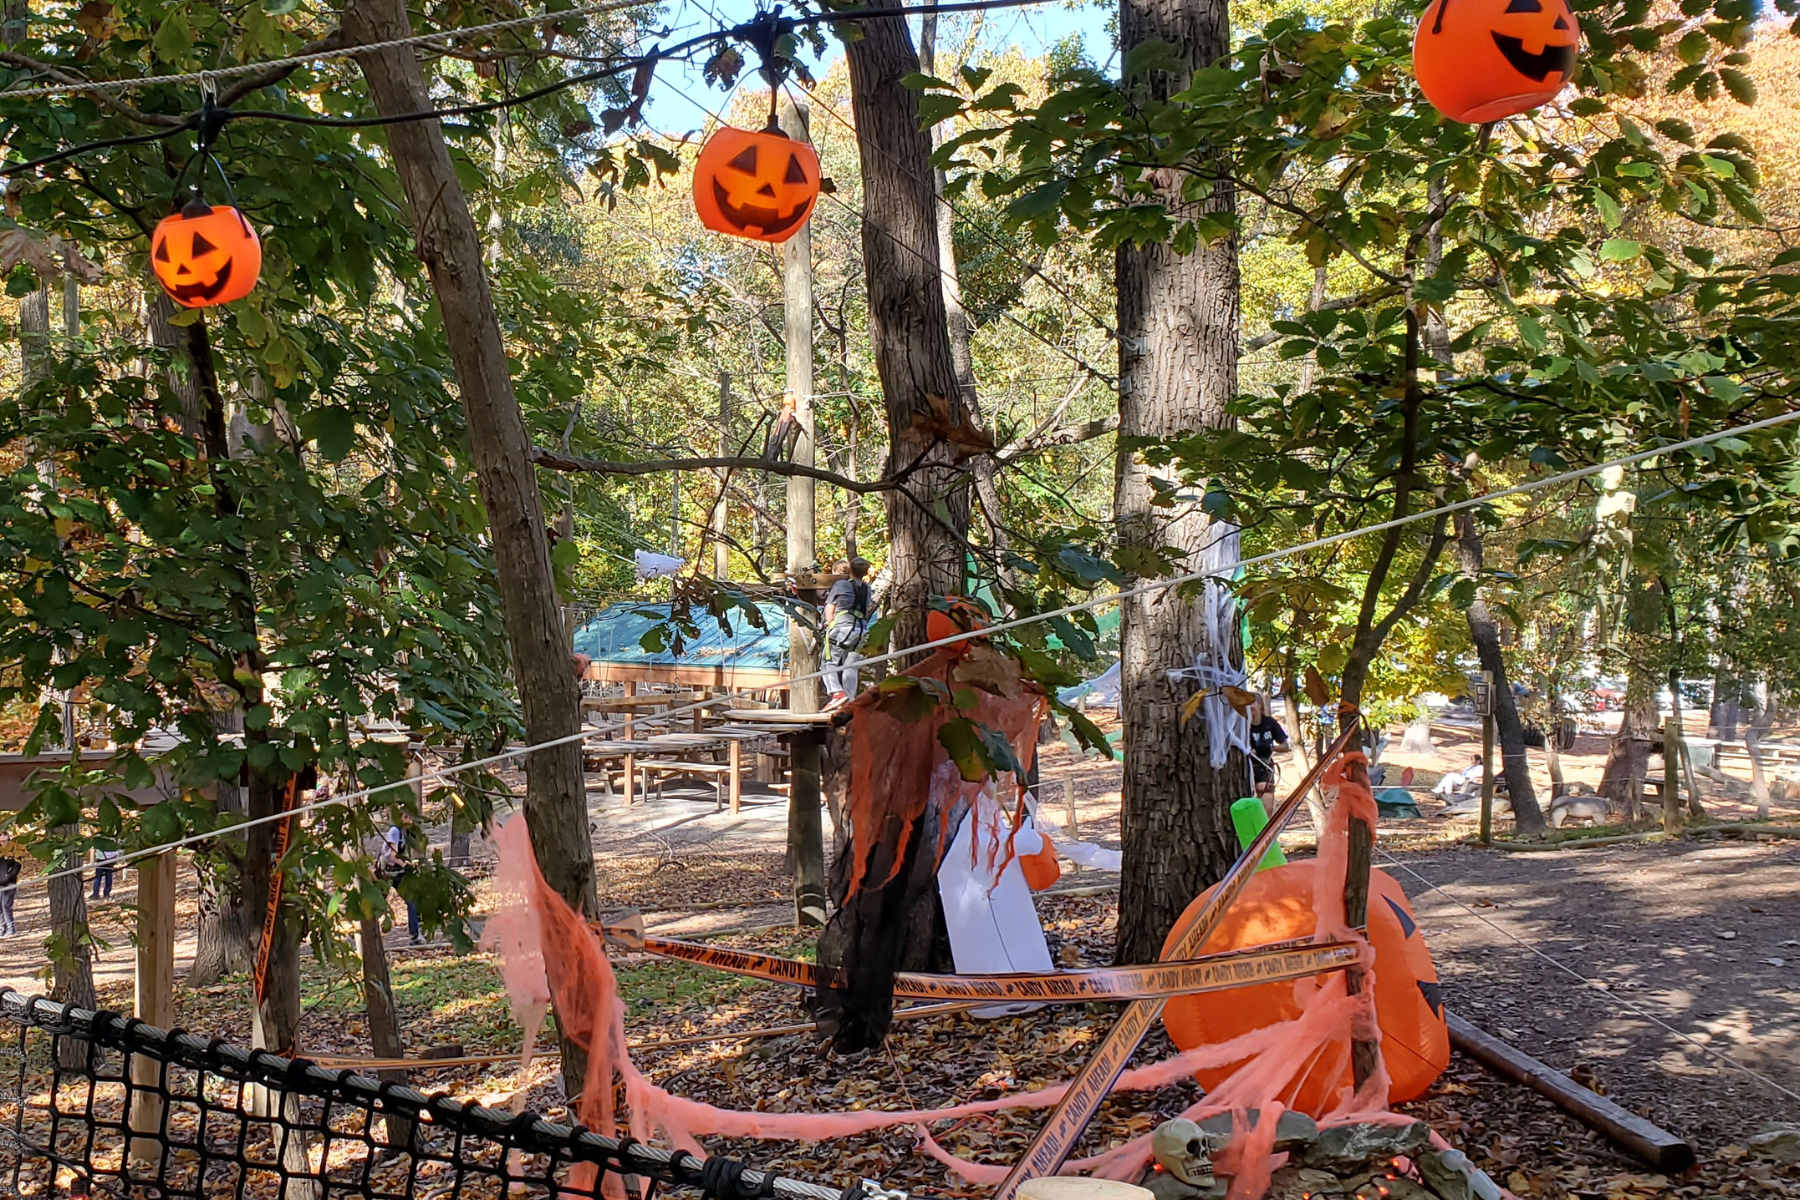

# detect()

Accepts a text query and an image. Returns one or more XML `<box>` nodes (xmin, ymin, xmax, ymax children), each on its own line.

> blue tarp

<box><xmin>573</xmin><ymin>601</ymin><xmax>790</xmax><ymax>672</ymax></box>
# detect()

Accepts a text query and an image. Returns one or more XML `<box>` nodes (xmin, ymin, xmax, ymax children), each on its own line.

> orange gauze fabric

<box><xmin>490</xmin><ymin>757</ymin><xmax>1446</xmax><ymax>1197</ymax></box>
<box><xmin>842</xmin><ymin>644</ymin><xmax>1045</xmax><ymax>895</ymax></box>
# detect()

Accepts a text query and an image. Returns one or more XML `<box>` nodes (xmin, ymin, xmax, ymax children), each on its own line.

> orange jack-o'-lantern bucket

<box><xmin>692</xmin><ymin>125</ymin><xmax>821</xmax><ymax>244</ymax></box>
<box><xmin>151</xmin><ymin>198</ymin><xmax>262</xmax><ymax>308</ymax></box>
<box><xmin>1413</xmin><ymin>0</ymin><xmax>1580</xmax><ymax>123</ymax></box>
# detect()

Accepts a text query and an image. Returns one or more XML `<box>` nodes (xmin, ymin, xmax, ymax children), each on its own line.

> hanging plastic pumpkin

<box><xmin>1413</xmin><ymin>0</ymin><xmax>1579</xmax><ymax>123</ymax></box>
<box><xmin>1161</xmin><ymin>861</ymin><xmax>1449</xmax><ymax>1115</ymax></box>
<box><xmin>1018</xmin><ymin>834</ymin><xmax>1061</xmax><ymax>891</ymax></box>
<box><xmin>692</xmin><ymin>125</ymin><xmax>820</xmax><ymax>244</ymax></box>
<box><xmin>151</xmin><ymin>197</ymin><xmax>262</xmax><ymax>308</ymax></box>
<box><xmin>926</xmin><ymin>594</ymin><xmax>990</xmax><ymax>645</ymax></box>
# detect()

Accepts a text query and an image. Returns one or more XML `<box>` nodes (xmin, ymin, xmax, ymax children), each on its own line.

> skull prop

<box><xmin>1151</xmin><ymin>1118</ymin><xmax>1215</xmax><ymax>1187</ymax></box>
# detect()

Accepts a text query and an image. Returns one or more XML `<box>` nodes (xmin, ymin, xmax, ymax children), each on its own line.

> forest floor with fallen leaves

<box><xmin>2</xmin><ymin>714</ymin><xmax>1798</xmax><ymax>1199</ymax></box>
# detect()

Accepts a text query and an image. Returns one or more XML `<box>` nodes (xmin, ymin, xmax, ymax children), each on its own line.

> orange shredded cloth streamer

<box><xmin>483</xmin><ymin>748</ymin><xmax>1447</xmax><ymax>1198</ymax></box>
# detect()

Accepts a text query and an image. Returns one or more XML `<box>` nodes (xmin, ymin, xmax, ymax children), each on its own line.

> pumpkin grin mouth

<box><xmin>711</xmin><ymin>179</ymin><xmax>807</xmax><ymax>238</ymax></box>
<box><xmin>1490</xmin><ymin>32</ymin><xmax>1577</xmax><ymax>81</ymax></box>
<box><xmin>167</xmin><ymin>259</ymin><xmax>234</xmax><ymax>304</ymax></box>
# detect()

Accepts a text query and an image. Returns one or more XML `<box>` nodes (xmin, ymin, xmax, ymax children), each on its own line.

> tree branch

<box><xmin>531</xmin><ymin>447</ymin><xmax>900</xmax><ymax>493</ymax></box>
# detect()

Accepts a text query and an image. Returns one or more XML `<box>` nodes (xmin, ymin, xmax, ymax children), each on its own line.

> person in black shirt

<box><xmin>821</xmin><ymin>557</ymin><xmax>872</xmax><ymax>710</ymax></box>
<box><xmin>1247</xmin><ymin>697</ymin><xmax>1290</xmax><ymax>798</ymax></box>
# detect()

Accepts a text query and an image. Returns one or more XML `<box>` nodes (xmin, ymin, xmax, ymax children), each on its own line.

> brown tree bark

<box><xmin>1600</xmin><ymin>665</ymin><xmax>1658</xmax><ymax>821</ymax></box>
<box><xmin>344</xmin><ymin>0</ymin><xmax>598</xmax><ymax>1086</ymax></box>
<box><xmin>1453</xmin><ymin>514</ymin><xmax>1545</xmax><ymax>833</ymax></box>
<box><xmin>1111</xmin><ymin>0</ymin><xmax>1249</xmax><ymax>966</ymax></box>
<box><xmin>841</xmin><ymin>3</ymin><xmax>971</xmax><ymax>651</ymax></box>
<box><xmin>1337</xmin><ymin>317</ymin><xmax>1450</xmax><ymax>709</ymax></box>
<box><xmin>359</xmin><ymin>914</ymin><xmax>415</xmax><ymax>1150</ymax></box>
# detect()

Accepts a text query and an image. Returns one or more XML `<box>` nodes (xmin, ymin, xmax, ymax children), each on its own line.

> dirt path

<box><xmin>1386</xmin><ymin>836</ymin><xmax>1800</xmax><ymax>1147</ymax></box>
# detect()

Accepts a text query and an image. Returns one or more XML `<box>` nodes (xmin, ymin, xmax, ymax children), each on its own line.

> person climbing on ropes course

<box><xmin>1248</xmin><ymin>695</ymin><xmax>1291</xmax><ymax>801</ymax></box>
<box><xmin>821</xmin><ymin>556</ymin><xmax>873</xmax><ymax>712</ymax></box>
<box><xmin>381</xmin><ymin>823</ymin><xmax>423</xmax><ymax>945</ymax></box>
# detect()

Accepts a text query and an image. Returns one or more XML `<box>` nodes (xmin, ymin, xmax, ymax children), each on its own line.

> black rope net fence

<box><xmin>0</xmin><ymin>990</ymin><xmax>897</xmax><ymax>1200</ymax></box>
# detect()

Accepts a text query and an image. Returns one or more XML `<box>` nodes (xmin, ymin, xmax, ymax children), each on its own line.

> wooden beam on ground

<box><xmin>1446</xmin><ymin>1011</ymin><xmax>1696</xmax><ymax>1173</ymax></box>
<box><xmin>128</xmin><ymin>851</ymin><xmax>176</xmax><ymax>1170</ymax></box>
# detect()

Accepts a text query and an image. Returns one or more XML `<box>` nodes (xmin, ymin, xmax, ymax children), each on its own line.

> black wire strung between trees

<box><xmin>0</xmin><ymin>0</ymin><xmax>1068</xmax><ymax>178</ymax></box>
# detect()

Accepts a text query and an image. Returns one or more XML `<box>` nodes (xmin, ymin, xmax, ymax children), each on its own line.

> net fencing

<box><xmin>0</xmin><ymin>989</ymin><xmax>891</xmax><ymax>1200</ymax></box>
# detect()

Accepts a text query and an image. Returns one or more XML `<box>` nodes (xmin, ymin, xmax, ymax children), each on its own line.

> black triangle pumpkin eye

<box><xmin>785</xmin><ymin>154</ymin><xmax>809</xmax><ymax>184</ymax></box>
<box><xmin>1504</xmin><ymin>0</ymin><xmax>1542</xmax><ymax>11</ymax></box>
<box><xmin>154</xmin><ymin>240</ymin><xmax>170</xmax><ymax>262</ymax></box>
<box><xmin>727</xmin><ymin>146</ymin><xmax>757</xmax><ymax>174</ymax></box>
<box><xmin>191</xmin><ymin>232</ymin><xmax>218</xmax><ymax>256</ymax></box>
<box><xmin>1553</xmin><ymin>14</ymin><xmax>1569</xmax><ymax>27</ymax></box>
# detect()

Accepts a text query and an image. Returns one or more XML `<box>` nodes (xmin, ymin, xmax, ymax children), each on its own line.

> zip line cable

<box><xmin>8</xmin><ymin>403</ymin><xmax>1798</xmax><ymax>900</ymax></box>
<box><xmin>1380</xmin><ymin>852</ymin><xmax>1800</xmax><ymax>1106</ymax></box>
<box><xmin>0</xmin><ymin>0</ymin><xmax>1072</xmax><ymax>103</ymax></box>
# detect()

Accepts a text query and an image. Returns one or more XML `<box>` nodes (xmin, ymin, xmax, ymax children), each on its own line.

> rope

<box><xmin>6</xmin><ymin>405</ymin><xmax>1797</xmax><ymax>900</ymax></box>
<box><xmin>0</xmin><ymin>0</ymin><xmax>1069</xmax><ymax>102</ymax></box>
<box><xmin>0</xmin><ymin>0</ymin><xmax>661</xmax><ymax>101</ymax></box>
<box><xmin>1379</xmin><ymin>851</ymin><xmax>1800</xmax><ymax>1106</ymax></box>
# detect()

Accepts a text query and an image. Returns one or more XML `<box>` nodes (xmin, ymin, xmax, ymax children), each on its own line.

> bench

<box><xmin>638</xmin><ymin>760</ymin><xmax>736</xmax><ymax>809</ymax></box>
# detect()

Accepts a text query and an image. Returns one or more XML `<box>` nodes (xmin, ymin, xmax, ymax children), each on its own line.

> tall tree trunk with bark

<box><xmin>359</xmin><ymin>914</ymin><xmax>414</xmax><ymax>1150</ymax></box>
<box><xmin>840</xmin><ymin>5</ymin><xmax>971</xmax><ymax>650</ymax></box>
<box><xmin>918</xmin><ymin>8</ymin><xmax>1015</xmax><ymax>602</ymax></box>
<box><xmin>1600</xmin><ymin>664</ymin><xmax>1658</xmax><ymax>821</ymax></box>
<box><xmin>814</xmin><ymin>8</ymin><xmax>972</xmax><ymax>1049</ymax></box>
<box><xmin>1111</xmin><ymin>0</ymin><xmax>1248</xmax><ymax>966</ymax></box>
<box><xmin>344</xmin><ymin>0</ymin><xmax>597</xmax><ymax>1088</ymax></box>
<box><xmin>1453</xmin><ymin>514</ymin><xmax>1545</xmax><ymax>833</ymax></box>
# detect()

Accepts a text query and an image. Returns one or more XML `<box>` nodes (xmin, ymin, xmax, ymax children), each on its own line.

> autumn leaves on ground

<box><xmin>7</xmin><ymin>715</ymin><xmax>1794</xmax><ymax>1200</ymax></box>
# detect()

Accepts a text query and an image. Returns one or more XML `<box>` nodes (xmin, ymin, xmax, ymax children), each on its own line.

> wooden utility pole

<box><xmin>1479</xmin><ymin>671</ymin><xmax>1496</xmax><ymax>846</ymax></box>
<box><xmin>1662</xmin><ymin>716</ymin><xmax>1682</xmax><ymax>836</ymax></box>
<box><xmin>712</xmin><ymin>372</ymin><xmax>732</xmax><ymax>580</ymax></box>
<box><xmin>780</xmin><ymin>94</ymin><xmax>827</xmax><ymax>928</ymax></box>
<box><xmin>345</xmin><ymin>0</ymin><xmax>598</xmax><ymax>1091</ymax></box>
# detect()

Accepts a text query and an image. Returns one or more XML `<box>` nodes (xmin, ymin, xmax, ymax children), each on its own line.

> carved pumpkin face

<box><xmin>1413</xmin><ymin>0</ymin><xmax>1579</xmax><ymax>124</ymax></box>
<box><xmin>151</xmin><ymin>200</ymin><xmax>262</xmax><ymax>308</ymax></box>
<box><xmin>692</xmin><ymin>126</ymin><xmax>820</xmax><ymax>244</ymax></box>
<box><xmin>926</xmin><ymin>594</ymin><xmax>990</xmax><ymax>647</ymax></box>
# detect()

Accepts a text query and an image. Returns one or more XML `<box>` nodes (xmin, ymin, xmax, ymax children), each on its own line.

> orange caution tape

<box><xmin>252</xmin><ymin>776</ymin><xmax>299</xmax><ymax>1008</ymax></box>
<box><xmin>600</xmin><ymin>918</ymin><xmax>1357</xmax><ymax>1004</ymax></box>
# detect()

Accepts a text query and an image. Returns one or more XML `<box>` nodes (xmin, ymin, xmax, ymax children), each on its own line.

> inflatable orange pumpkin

<box><xmin>693</xmin><ymin>126</ymin><xmax>820</xmax><ymax>244</ymax></box>
<box><xmin>1161</xmin><ymin>861</ymin><xmax>1448</xmax><ymax>1115</ymax></box>
<box><xmin>1413</xmin><ymin>0</ymin><xmax>1579</xmax><ymax>123</ymax></box>
<box><xmin>926</xmin><ymin>595</ymin><xmax>989</xmax><ymax>645</ymax></box>
<box><xmin>151</xmin><ymin>198</ymin><xmax>262</xmax><ymax>308</ymax></box>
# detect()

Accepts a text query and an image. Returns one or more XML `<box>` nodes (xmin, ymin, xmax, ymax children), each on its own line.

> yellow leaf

<box><xmin>1223</xmin><ymin>685</ymin><xmax>1259</xmax><ymax>714</ymax></box>
<box><xmin>1178</xmin><ymin>690</ymin><xmax>1206</xmax><ymax>728</ymax></box>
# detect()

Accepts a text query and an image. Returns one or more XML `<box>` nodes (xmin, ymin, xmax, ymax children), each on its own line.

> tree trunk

<box><xmin>1112</xmin><ymin>0</ymin><xmax>1246</xmax><ymax>966</ymax></box>
<box><xmin>345</xmin><ymin>0</ymin><xmax>598</xmax><ymax>1088</ymax></box>
<box><xmin>186</xmin><ymin>709</ymin><xmax>256</xmax><ymax>988</ymax></box>
<box><xmin>49</xmin><ymin>832</ymin><xmax>96</xmax><ymax>1068</ymax></box>
<box><xmin>1453</xmin><ymin>513</ymin><xmax>1544</xmax><ymax>833</ymax></box>
<box><xmin>841</xmin><ymin>3</ymin><xmax>971</xmax><ymax>652</ymax></box>
<box><xmin>1338</xmin><ymin>318</ymin><xmax>1449</xmax><ymax>709</ymax></box>
<box><xmin>919</xmin><ymin>10</ymin><xmax>1015</xmax><ymax>603</ymax></box>
<box><xmin>359</xmin><ymin>914</ymin><xmax>414</xmax><ymax>1151</ymax></box>
<box><xmin>1599</xmin><ymin>666</ymin><xmax>1658</xmax><ymax>820</ymax></box>
<box><xmin>1544</xmin><ymin>686</ymin><xmax>1566</xmax><ymax>796</ymax></box>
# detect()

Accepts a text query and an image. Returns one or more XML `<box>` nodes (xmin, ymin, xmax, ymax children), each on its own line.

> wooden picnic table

<box><xmin>581</xmin><ymin>727</ymin><xmax>772</xmax><ymax>813</ymax></box>
<box><xmin>717</xmin><ymin>710</ymin><xmax>832</xmax><ymax>925</ymax></box>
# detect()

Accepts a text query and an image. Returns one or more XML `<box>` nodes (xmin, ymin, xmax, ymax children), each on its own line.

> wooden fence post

<box><xmin>129</xmin><ymin>851</ymin><xmax>176</xmax><ymax>1170</ymax></box>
